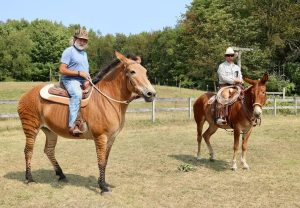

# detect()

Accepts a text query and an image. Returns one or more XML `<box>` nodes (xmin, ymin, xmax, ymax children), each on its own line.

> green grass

<box><xmin>0</xmin><ymin>82</ymin><xmax>45</xmax><ymax>100</ymax></box>
<box><xmin>0</xmin><ymin>114</ymin><xmax>299</xmax><ymax>207</ymax></box>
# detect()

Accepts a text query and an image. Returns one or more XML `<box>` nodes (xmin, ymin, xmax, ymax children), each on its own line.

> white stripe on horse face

<box><xmin>253</xmin><ymin>105</ymin><xmax>262</xmax><ymax>117</ymax></box>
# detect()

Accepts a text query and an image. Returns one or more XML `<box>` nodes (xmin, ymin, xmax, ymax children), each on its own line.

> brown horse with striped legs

<box><xmin>193</xmin><ymin>74</ymin><xmax>268</xmax><ymax>170</ymax></box>
<box><xmin>17</xmin><ymin>51</ymin><xmax>156</xmax><ymax>193</ymax></box>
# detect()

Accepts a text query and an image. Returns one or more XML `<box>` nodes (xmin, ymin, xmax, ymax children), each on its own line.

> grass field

<box><xmin>0</xmin><ymin>113</ymin><xmax>299</xmax><ymax>208</ymax></box>
<box><xmin>0</xmin><ymin>82</ymin><xmax>299</xmax><ymax>207</ymax></box>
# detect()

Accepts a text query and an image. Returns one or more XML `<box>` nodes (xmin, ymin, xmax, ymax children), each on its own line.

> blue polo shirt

<box><xmin>60</xmin><ymin>46</ymin><xmax>89</xmax><ymax>81</ymax></box>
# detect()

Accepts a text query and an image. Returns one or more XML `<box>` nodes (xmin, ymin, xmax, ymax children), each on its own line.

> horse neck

<box><xmin>93</xmin><ymin>64</ymin><xmax>132</xmax><ymax>108</ymax></box>
<box><xmin>243</xmin><ymin>87</ymin><xmax>255</xmax><ymax>113</ymax></box>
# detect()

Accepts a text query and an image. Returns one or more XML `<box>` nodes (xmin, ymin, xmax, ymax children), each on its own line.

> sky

<box><xmin>0</xmin><ymin>0</ymin><xmax>192</xmax><ymax>35</ymax></box>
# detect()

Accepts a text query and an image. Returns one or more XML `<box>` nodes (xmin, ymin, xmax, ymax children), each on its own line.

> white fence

<box><xmin>1</xmin><ymin>96</ymin><xmax>299</xmax><ymax>122</ymax></box>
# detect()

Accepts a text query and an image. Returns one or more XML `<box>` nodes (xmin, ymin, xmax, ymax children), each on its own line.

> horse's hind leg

<box><xmin>24</xmin><ymin>136</ymin><xmax>37</xmax><ymax>183</ymax></box>
<box><xmin>41</xmin><ymin>128</ymin><xmax>66</xmax><ymax>181</ymax></box>
<box><xmin>203</xmin><ymin>124</ymin><xmax>218</xmax><ymax>161</ymax></box>
<box><xmin>196</xmin><ymin>120</ymin><xmax>205</xmax><ymax>160</ymax></box>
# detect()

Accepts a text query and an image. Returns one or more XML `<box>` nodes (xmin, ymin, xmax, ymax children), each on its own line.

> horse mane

<box><xmin>92</xmin><ymin>54</ymin><xmax>140</xmax><ymax>84</ymax></box>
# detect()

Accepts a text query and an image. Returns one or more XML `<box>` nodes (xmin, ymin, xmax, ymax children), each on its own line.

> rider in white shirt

<box><xmin>216</xmin><ymin>47</ymin><xmax>243</xmax><ymax>125</ymax></box>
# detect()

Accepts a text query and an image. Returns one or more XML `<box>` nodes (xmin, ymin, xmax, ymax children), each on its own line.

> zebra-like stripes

<box><xmin>17</xmin><ymin>52</ymin><xmax>156</xmax><ymax>193</ymax></box>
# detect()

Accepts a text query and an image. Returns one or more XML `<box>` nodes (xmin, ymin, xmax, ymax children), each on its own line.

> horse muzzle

<box><xmin>253</xmin><ymin>104</ymin><xmax>262</xmax><ymax>118</ymax></box>
<box><xmin>141</xmin><ymin>88</ymin><xmax>156</xmax><ymax>102</ymax></box>
<box><xmin>143</xmin><ymin>90</ymin><xmax>156</xmax><ymax>102</ymax></box>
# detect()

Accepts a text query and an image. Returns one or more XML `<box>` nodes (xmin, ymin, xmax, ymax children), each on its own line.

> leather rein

<box><xmin>87</xmin><ymin>62</ymin><xmax>140</xmax><ymax>105</ymax></box>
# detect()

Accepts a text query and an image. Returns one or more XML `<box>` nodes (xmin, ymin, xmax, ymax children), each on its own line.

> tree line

<box><xmin>0</xmin><ymin>0</ymin><xmax>299</xmax><ymax>94</ymax></box>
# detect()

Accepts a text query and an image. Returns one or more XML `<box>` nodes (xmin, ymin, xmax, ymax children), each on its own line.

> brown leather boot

<box><xmin>74</xmin><ymin>112</ymin><xmax>87</xmax><ymax>132</ymax></box>
<box><xmin>215</xmin><ymin>103</ymin><xmax>227</xmax><ymax>125</ymax></box>
<box><xmin>69</xmin><ymin>125</ymin><xmax>83</xmax><ymax>137</ymax></box>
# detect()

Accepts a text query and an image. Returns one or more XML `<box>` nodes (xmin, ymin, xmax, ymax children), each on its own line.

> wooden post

<box><xmin>274</xmin><ymin>97</ymin><xmax>277</xmax><ymax>116</ymax></box>
<box><xmin>189</xmin><ymin>97</ymin><xmax>192</xmax><ymax>119</ymax></box>
<box><xmin>283</xmin><ymin>88</ymin><xmax>286</xmax><ymax>99</ymax></box>
<box><xmin>237</xmin><ymin>51</ymin><xmax>242</xmax><ymax>68</ymax></box>
<box><xmin>295</xmin><ymin>96</ymin><xmax>298</xmax><ymax>115</ymax></box>
<box><xmin>152</xmin><ymin>99</ymin><xmax>156</xmax><ymax>123</ymax></box>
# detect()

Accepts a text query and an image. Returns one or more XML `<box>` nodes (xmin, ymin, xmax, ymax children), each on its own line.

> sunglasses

<box><xmin>226</xmin><ymin>54</ymin><xmax>235</xmax><ymax>57</ymax></box>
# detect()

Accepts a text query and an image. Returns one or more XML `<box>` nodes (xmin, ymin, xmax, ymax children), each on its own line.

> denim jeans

<box><xmin>62</xmin><ymin>79</ymin><xmax>84</xmax><ymax>127</ymax></box>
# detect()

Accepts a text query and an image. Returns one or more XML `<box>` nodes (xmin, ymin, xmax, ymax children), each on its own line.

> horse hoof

<box><xmin>100</xmin><ymin>187</ymin><xmax>111</xmax><ymax>195</ymax></box>
<box><xmin>210</xmin><ymin>158</ymin><xmax>215</xmax><ymax>162</ymax></box>
<box><xmin>196</xmin><ymin>156</ymin><xmax>202</xmax><ymax>161</ymax></box>
<box><xmin>26</xmin><ymin>179</ymin><xmax>36</xmax><ymax>184</ymax></box>
<box><xmin>58</xmin><ymin>177</ymin><xmax>68</xmax><ymax>182</ymax></box>
<box><xmin>231</xmin><ymin>167</ymin><xmax>237</xmax><ymax>171</ymax></box>
<box><xmin>243</xmin><ymin>166</ymin><xmax>250</xmax><ymax>170</ymax></box>
<box><xmin>101</xmin><ymin>190</ymin><xmax>111</xmax><ymax>196</ymax></box>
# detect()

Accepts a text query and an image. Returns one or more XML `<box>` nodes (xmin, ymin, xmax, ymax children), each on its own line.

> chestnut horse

<box><xmin>17</xmin><ymin>51</ymin><xmax>156</xmax><ymax>193</ymax></box>
<box><xmin>193</xmin><ymin>74</ymin><xmax>268</xmax><ymax>170</ymax></box>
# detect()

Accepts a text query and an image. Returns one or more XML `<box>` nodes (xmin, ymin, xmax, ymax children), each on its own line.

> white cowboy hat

<box><xmin>225</xmin><ymin>47</ymin><xmax>235</xmax><ymax>55</ymax></box>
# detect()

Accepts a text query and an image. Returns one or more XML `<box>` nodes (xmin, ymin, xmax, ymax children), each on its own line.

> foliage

<box><xmin>177</xmin><ymin>164</ymin><xmax>196</xmax><ymax>172</ymax></box>
<box><xmin>267</xmin><ymin>73</ymin><xmax>295</xmax><ymax>95</ymax></box>
<box><xmin>0</xmin><ymin>0</ymin><xmax>299</xmax><ymax>93</ymax></box>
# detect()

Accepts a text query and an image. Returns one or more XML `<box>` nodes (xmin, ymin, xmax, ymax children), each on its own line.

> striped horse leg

<box><xmin>23</xmin><ymin>127</ymin><xmax>40</xmax><ymax>183</ymax></box>
<box><xmin>24</xmin><ymin>137</ymin><xmax>37</xmax><ymax>183</ymax></box>
<box><xmin>41</xmin><ymin>127</ymin><xmax>66</xmax><ymax>181</ymax></box>
<box><xmin>94</xmin><ymin>135</ymin><xmax>109</xmax><ymax>193</ymax></box>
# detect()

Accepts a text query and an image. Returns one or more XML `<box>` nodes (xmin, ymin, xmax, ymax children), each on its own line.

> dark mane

<box><xmin>92</xmin><ymin>54</ymin><xmax>139</xmax><ymax>84</ymax></box>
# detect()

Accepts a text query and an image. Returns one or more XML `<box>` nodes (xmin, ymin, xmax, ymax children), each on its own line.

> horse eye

<box><xmin>130</xmin><ymin>71</ymin><xmax>136</xmax><ymax>75</ymax></box>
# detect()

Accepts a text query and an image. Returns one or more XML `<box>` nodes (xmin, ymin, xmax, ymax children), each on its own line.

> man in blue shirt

<box><xmin>59</xmin><ymin>28</ymin><xmax>90</xmax><ymax>136</ymax></box>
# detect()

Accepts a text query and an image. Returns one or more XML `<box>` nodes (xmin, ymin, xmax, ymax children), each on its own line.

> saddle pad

<box><xmin>39</xmin><ymin>84</ymin><xmax>92</xmax><ymax>107</ymax></box>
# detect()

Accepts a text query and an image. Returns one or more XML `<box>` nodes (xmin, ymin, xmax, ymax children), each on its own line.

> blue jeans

<box><xmin>62</xmin><ymin>79</ymin><xmax>84</xmax><ymax>127</ymax></box>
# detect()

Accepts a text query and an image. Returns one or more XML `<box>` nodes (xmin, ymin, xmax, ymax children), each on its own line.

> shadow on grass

<box><xmin>169</xmin><ymin>154</ymin><xmax>229</xmax><ymax>172</ymax></box>
<box><xmin>3</xmin><ymin>169</ymin><xmax>110</xmax><ymax>193</ymax></box>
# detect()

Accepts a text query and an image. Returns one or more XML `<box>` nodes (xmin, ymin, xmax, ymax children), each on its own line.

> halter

<box><xmin>242</xmin><ymin>98</ymin><xmax>262</xmax><ymax>127</ymax></box>
<box><xmin>253</xmin><ymin>102</ymin><xmax>262</xmax><ymax>107</ymax></box>
<box><xmin>87</xmin><ymin>62</ymin><xmax>140</xmax><ymax>105</ymax></box>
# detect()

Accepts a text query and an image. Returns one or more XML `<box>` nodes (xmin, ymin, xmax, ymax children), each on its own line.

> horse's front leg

<box><xmin>94</xmin><ymin>135</ymin><xmax>110</xmax><ymax>193</ymax></box>
<box><xmin>241</xmin><ymin>127</ymin><xmax>253</xmax><ymax>170</ymax></box>
<box><xmin>232</xmin><ymin>129</ymin><xmax>241</xmax><ymax>170</ymax></box>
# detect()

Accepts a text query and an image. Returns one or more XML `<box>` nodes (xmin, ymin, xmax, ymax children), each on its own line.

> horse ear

<box><xmin>260</xmin><ymin>73</ymin><xmax>269</xmax><ymax>84</ymax></box>
<box><xmin>136</xmin><ymin>56</ymin><xmax>141</xmax><ymax>64</ymax></box>
<box><xmin>115</xmin><ymin>51</ymin><xmax>129</xmax><ymax>65</ymax></box>
<box><xmin>244</xmin><ymin>78</ymin><xmax>257</xmax><ymax>85</ymax></box>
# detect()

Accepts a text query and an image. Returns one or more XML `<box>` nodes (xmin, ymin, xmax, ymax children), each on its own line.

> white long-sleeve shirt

<box><xmin>217</xmin><ymin>61</ymin><xmax>242</xmax><ymax>85</ymax></box>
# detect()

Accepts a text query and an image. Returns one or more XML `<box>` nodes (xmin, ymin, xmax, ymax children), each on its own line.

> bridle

<box><xmin>87</xmin><ymin>62</ymin><xmax>141</xmax><ymax>105</ymax></box>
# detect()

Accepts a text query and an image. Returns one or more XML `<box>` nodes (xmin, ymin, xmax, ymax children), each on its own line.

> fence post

<box><xmin>152</xmin><ymin>99</ymin><xmax>156</xmax><ymax>123</ymax></box>
<box><xmin>283</xmin><ymin>88</ymin><xmax>286</xmax><ymax>99</ymax></box>
<box><xmin>189</xmin><ymin>97</ymin><xmax>192</xmax><ymax>119</ymax></box>
<box><xmin>274</xmin><ymin>97</ymin><xmax>277</xmax><ymax>116</ymax></box>
<box><xmin>295</xmin><ymin>96</ymin><xmax>298</xmax><ymax>115</ymax></box>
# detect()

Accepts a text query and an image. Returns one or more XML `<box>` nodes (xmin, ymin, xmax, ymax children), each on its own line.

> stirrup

<box><xmin>69</xmin><ymin>125</ymin><xmax>85</xmax><ymax>137</ymax></box>
<box><xmin>216</xmin><ymin>118</ymin><xmax>227</xmax><ymax>125</ymax></box>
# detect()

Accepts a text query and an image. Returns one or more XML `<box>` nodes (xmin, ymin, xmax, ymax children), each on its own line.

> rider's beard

<box><xmin>74</xmin><ymin>40</ymin><xmax>87</xmax><ymax>51</ymax></box>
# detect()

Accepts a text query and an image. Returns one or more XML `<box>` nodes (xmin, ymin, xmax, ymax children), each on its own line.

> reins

<box><xmin>87</xmin><ymin>77</ymin><xmax>131</xmax><ymax>104</ymax></box>
<box><xmin>86</xmin><ymin>62</ymin><xmax>140</xmax><ymax>105</ymax></box>
<box><xmin>221</xmin><ymin>87</ymin><xmax>263</xmax><ymax>135</ymax></box>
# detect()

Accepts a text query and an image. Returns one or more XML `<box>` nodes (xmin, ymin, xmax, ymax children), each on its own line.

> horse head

<box><xmin>244</xmin><ymin>73</ymin><xmax>268</xmax><ymax>118</ymax></box>
<box><xmin>115</xmin><ymin>51</ymin><xmax>156</xmax><ymax>102</ymax></box>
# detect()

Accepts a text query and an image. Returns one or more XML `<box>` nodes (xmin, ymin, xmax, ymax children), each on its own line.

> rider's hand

<box><xmin>79</xmin><ymin>71</ymin><xmax>91</xmax><ymax>80</ymax></box>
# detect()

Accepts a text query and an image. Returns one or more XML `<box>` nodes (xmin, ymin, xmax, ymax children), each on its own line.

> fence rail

<box><xmin>1</xmin><ymin>96</ymin><xmax>299</xmax><ymax>121</ymax></box>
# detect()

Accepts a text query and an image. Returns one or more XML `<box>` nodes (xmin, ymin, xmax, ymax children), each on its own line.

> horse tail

<box><xmin>193</xmin><ymin>95</ymin><xmax>206</xmax><ymax>136</ymax></box>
